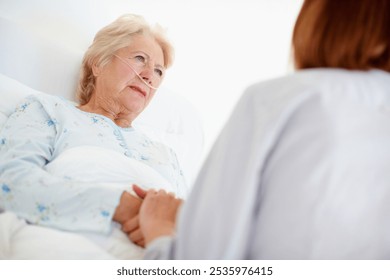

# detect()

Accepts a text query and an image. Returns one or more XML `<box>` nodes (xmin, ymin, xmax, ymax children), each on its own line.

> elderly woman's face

<box><xmin>93</xmin><ymin>34</ymin><xmax>164</xmax><ymax>117</ymax></box>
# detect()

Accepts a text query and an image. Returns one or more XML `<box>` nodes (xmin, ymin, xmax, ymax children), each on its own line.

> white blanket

<box><xmin>45</xmin><ymin>145</ymin><xmax>175</xmax><ymax>194</ymax></box>
<box><xmin>0</xmin><ymin>146</ymin><xmax>176</xmax><ymax>259</ymax></box>
<box><xmin>0</xmin><ymin>212</ymin><xmax>115</xmax><ymax>259</ymax></box>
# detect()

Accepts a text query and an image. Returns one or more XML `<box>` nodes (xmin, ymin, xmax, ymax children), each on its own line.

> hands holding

<box><xmin>115</xmin><ymin>186</ymin><xmax>183</xmax><ymax>248</ymax></box>
<box><xmin>112</xmin><ymin>191</ymin><xmax>144</xmax><ymax>245</ymax></box>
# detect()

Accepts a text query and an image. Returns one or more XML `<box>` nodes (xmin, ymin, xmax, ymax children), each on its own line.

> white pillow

<box><xmin>134</xmin><ymin>88</ymin><xmax>204</xmax><ymax>183</ymax></box>
<box><xmin>0</xmin><ymin>74</ymin><xmax>38</xmax><ymax>127</ymax></box>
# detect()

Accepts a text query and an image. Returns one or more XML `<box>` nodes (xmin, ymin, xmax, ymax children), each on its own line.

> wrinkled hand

<box><xmin>122</xmin><ymin>215</ymin><xmax>145</xmax><ymax>247</ymax></box>
<box><xmin>120</xmin><ymin>185</ymin><xmax>148</xmax><ymax>247</ymax></box>
<box><xmin>131</xmin><ymin>185</ymin><xmax>183</xmax><ymax>246</ymax></box>
<box><xmin>112</xmin><ymin>191</ymin><xmax>142</xmax><ymax>226</ymax></box>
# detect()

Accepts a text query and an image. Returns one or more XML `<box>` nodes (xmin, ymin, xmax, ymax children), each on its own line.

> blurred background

<box><xmin>0</xmin><ymin>0</ymin><xmax>303</xmax><ymax>171</ymax></box>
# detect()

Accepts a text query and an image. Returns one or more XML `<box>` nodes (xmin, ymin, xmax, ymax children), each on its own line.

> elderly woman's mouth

<box><xmin>129</xmin><ymin>85</ymin><xmax>147</xmax><ymax>97</ymax></box>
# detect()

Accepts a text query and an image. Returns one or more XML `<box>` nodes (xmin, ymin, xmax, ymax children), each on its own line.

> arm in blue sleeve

<box><xmin>0</xmin><ymin>98</ymin><xmax>122</xmax><ymax>234</ymax></box>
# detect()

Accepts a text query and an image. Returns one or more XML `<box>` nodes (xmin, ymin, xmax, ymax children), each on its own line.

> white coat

<box><xmin>145</xmin><ymin>69</ymin><xmax>390</xmax><ymax>259</ymax></box>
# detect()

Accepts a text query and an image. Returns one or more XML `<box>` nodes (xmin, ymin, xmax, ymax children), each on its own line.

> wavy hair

<box><xmin>76</xmin><ymin>14</ymin><xmax>174</xmax><ymax>105</ymax></box>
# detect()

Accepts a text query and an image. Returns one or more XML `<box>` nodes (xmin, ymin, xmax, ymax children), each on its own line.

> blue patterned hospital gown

<box><xmin>0</xmin><ymin>94</ymin><xmax>186</xmax><ymax>234</ymax></box>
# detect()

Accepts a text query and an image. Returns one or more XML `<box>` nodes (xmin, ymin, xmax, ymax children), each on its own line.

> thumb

<box><xmin>133</xmin><ymin>184</ymin><xmax>147</xmax><ymax>199</ymax></box>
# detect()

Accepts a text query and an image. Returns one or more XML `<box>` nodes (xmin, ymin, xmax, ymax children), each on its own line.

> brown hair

<box><xmin>292</xmin><ymin>0</ymin><xmax>390</xmax><ymax>71</ymax></box>
<box><xmin>76</xmin><ymin>14</ymin><xmax>174</xmax><ymax>105</ymax></box>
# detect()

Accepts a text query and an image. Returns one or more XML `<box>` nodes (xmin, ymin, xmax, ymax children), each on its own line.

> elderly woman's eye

<box><xmin>133</xmin><ymin>55</ymin><xmax>146</xmax><ymax>63</ymax></box>
<box><xmin>155</xmin><ymin>68</ymin><xmax>164</xmax><ymax>77</ymax></box>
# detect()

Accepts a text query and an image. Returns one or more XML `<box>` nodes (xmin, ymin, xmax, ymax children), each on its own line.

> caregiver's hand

<box><xmin>131</xmin><ymin>185</ymin><xmax>183</xmax><ymax>246</ymax></box>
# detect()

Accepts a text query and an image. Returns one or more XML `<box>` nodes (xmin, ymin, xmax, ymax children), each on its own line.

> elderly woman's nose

<box><xmin>140</xmin><ymin>66</ymin><xmax>154</xmax><ymax>80</ymax></box>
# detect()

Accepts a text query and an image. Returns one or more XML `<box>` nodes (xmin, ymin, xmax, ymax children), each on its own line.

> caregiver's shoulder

<box><xmin>241</xmin><ymin>68</ymin><xmax>390</xmax><ymax>102</ymax></box>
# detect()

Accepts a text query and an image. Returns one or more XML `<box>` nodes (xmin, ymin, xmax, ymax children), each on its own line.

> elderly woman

<box><xmin>0</xmin><ymin>14</ymin><xmax>186</xmax><ymax>254</ymax></box>
<box><xmin>132</xmin><ymin>0</ymin><xmax>390</xmax><ymax>259</ymax></box>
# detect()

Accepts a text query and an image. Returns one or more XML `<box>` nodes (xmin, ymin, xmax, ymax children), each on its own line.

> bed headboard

<box><xmin>0</xmin><ymin>16</ymin><xmax>204</xmax><ymax>185</ymax></box>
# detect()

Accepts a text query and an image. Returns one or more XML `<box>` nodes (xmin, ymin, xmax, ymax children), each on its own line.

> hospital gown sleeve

<box><xmin>0</xmin><ymin>98</ymin><xmax>123</xmax><ymax>234</ymax></box>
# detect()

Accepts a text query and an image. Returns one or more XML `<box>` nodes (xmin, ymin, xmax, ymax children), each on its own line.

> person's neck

<box><xmin>112</xmin><ymin>116</ymin><xmax>132</xmax><ymax>128</ymax></box>
<box><xmin>78</xmin><ymin>99</ymin><xmax>134</xmax><ymax>128</ymax></box>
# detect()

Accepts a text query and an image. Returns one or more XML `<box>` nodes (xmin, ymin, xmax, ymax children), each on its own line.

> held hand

<box><xmin>122</xmin><ymin>215</ymin><xmax>145</xmax><ymax>247</ymax></box>
<box><xmin>112</xmin><ymin>191</ymin><xmax>142</xmax><ymax>224</ymax></box>
<box><xmin>114</xmin><ymin>185</ymin><xmax>149</xmax><ymax>248</ymax></box>
<box><xmin>133</xmin><ymin>186</ymin><xmax>183</xmax><ymax>246</ymax></box>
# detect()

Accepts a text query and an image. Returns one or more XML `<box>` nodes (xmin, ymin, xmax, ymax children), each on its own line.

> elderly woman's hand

<box><xmin>122</xmin><ymin>215</ymin><xmax>145</xmax><ymax>247</ymax></box>
<box><xmin>131</xmin><ymin>185</ymin><xmax>183</xmax><ymax>246</ymax></box>
<box><xmin>113</xmin><ymin>191</ymin><xmax>142</xmax><ymax>225</ymax></box>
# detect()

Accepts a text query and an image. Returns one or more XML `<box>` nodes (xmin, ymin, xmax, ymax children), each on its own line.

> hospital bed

<box><xmin>0</xmin><ymin>10</ymin><xmax>203</xmax><ymax>259</ymax></box>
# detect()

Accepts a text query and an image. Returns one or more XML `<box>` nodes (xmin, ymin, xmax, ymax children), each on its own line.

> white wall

<box><xmin>0</xmin><ymin>0</ymin><xmax>303</xmax><ymax>168</ymax></box>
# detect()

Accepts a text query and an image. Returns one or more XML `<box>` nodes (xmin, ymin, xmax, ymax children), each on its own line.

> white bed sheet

<box><xmin>0</xmin><ymin>211</ymin><xmax>115</xmax><ymax>260</ymax></box>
